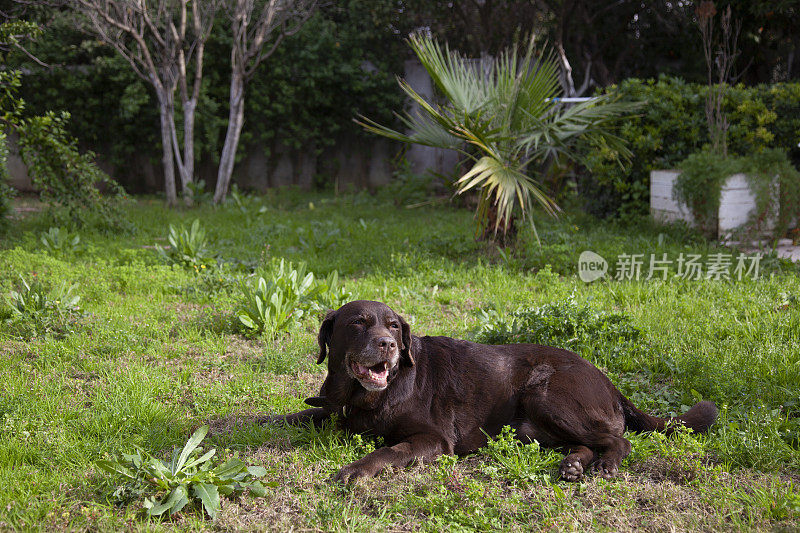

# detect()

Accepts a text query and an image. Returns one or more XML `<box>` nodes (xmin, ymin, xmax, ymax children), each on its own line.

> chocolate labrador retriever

<box><xmin>266</xmin><ymin>300</ymin><xmax>717</xmax><ymax>482</ymax></box>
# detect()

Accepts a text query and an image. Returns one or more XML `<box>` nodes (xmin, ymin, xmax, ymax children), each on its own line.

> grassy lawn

<box><xmin>1</xmin><ymin>190</ymin><xmax>799</xmax><ymax>531</ymax></box>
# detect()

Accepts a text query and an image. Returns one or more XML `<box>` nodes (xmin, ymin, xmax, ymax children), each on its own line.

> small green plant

<box><xmin>227</xmin><ymin>185</ymin><xmax>267</xmax><ymax>215</ymax></box>
<box><xmin>236</xmin><ymin>259</ymin><xmax>351</xmax><ymax>338</ymax></box>
<box><xmin>237</xmin><ymin>275</ymin><xmax>305</xmax><ymax>337</ymax></box>
<box><xmin>157</xmin><ymin>219</ymin><xmax>216</xmax><ymax>270</ymax></box>
<box><xmin>737</xmin><ymin>482</ymin><xmax>800</xmax><ymax>521</ymax></box>
<box><xmin>40</xmin><ymin>227</ymin><xmax>81</xmax><ymax>255</ymax></box>
<box><xmin>479</xmin><ymin>426</ymin><xmax>561</xmax><ymax>484</ymax></box>
<box><xmin>4</xmin><ymin>275</ymin><xmax>81</xmax><ymax>338</ymax></box>
<box><xmin>313</xmin><ymin>270</ymin><xmax>352</xmax><ymax>311</ymax></box>
<box><xmin>296</xmin><ymin>221</ymin><xmax>342</xmax><ymax>253</ymax></box>
<box><xmin>186</xmin><ymin>180</ymin><xmax>212</xmax><ymax>204</ymax></box>
<box><xmin>97</xmin><ymin>426</ymin><xmax>272</xmax><ymax>519</ymax></box>
<box><xmin>377</xmin><ymin>157</ymin><xmax>439</xmax><ymax>207</ymax></box>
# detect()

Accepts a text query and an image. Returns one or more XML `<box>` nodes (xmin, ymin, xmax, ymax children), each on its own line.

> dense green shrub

<box><xmin>673</xmin><ymin>151</ymin><xmax>740</xmax><ymax>233</ymax></box>
<box><xmin>17</xmin><ymin>110</ymin><xmax>127</xmax><ymax>230</ymax></box>
<box><xmin>584</xmin><ymin>76</ymin><xmax>800</xmax><ymax>220</ymax></box>
<box><xmin>473</xmin><ymin>296</ymin><xmax>641</xmax><ymax>361</ymax></box>
<box><xmin>2</xmin><ymin>63</ymin><xmax>127</xmax><ymax>231</ymax></box>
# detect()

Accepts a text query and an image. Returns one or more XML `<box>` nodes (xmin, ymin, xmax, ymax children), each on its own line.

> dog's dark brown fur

<box><xmin>266</xmin><ymin>300</ymin><xmax>718</xmax><ymax>482</ymax></box>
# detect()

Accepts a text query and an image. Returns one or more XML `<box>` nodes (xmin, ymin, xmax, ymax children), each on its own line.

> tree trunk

<box><xmin>181</xmin><ymin>97</ymin><xmax>196</xmax><ymax>206</ymax></box>
<box><xmin>157</xmin><ymin>92</ymin><xmax>178</xmax><ymax>207</ymax></box>
<box><xmin>213</xmin><ymin>73</ymin><xmax>245</xmax><ymax>204</ymax></box>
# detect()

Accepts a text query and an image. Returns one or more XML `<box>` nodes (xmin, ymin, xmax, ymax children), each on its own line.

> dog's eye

<box><xmin>351</xmin><ymin>318</ymin><xmax>366</xmax><ymax>327</ymax></box>
<box><xmin>389</xmin><ymin>322</ymin><xmax>399</xmax><ymax>329</ymax></box>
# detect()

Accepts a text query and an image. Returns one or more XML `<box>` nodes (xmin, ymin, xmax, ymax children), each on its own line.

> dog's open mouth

<box><xmin>350</xmin><ymin>360</ymin><xmax>390</xmax><ymax>389</ymax></box>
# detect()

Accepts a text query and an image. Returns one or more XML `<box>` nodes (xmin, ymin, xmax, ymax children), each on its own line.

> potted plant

<box><xmin>649</xmin><ymin>2</ymin><xmax>800</xmax><ymax>240</ymax></box>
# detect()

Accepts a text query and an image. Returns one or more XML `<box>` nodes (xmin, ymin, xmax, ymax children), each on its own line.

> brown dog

<box><xmin>266</xmin><ymin>300</ymin><xmax>717</xmax><ymax>482</ymax></box>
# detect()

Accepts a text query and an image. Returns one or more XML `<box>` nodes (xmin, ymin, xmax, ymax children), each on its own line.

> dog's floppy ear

<box><xmin>399</xmin><ymin>314</ymin><xmax>415</xmax><ymax>367</ymax></box>
<box><xmin>316</xmin><ymin>310</ymin><xmax>336</xmax><ymax>364</ymax></box>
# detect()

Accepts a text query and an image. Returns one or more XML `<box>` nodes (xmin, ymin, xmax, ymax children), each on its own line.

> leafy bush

<box><xmin>2</xmin><ymin>275</ymin><xmax>81</xmax><ymax>338</ymax></box>
<box><xmin>473</xmin><ymin>295</ymin><xmax>641</xmax><ymax>359</ymax></box>
<box><xmin>674</xmin><ymin>150</ymin><xmax>739</xmax><ymax>233</ymax></box>
<box><xmin>18</xmin><ymin>110</ymin><xmax>127</xmax><ymax>230</ymax></box>
<box><xmin>1</xmin><ymin>64</ymin><xmax>127</xmax><ymax>231</ymax></box>
<box><xmin>237</xmin><ymin>260</ymin><xmax>350</xmax><ymax>338</ymax></box>
<box><xmin>157</xmin><ymin>219</ymin><xmax>216</xmax><ymax>271</ymax></box>
<box><xmin>98</xmin><ymin>426</ymin><xmax>272</xmax><ymax>519</ymax></box>
<box><xmin>40</xmin><ymin>226</ymin><xmax>81</xmax><ymax>256</ymax></box>
<box><xmin>227</xmin><ymin>185</ymin><xmax>268</xmax><ymax>216</ymax></box>
<box><xmin>585</xmin><ymin>76</ymin><xmax>800</xmax><ymax>220</ymax></box>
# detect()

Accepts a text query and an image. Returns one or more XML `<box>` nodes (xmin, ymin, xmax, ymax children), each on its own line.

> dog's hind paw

<box><xmin>559</xmin><ymin>457</ymin><xmax>584</xmax><ymax>482</ymax></box>
<box><xmin>594</xmin><ymin>459</ymin><xmax>619</xmax><ymax>480</ymax></box>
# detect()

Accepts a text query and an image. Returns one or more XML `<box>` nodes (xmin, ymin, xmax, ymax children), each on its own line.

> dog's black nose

<box><xmin>377</xmin><ymin>337</ymin><xmax>397</xmax><ymax>351</ymax></box>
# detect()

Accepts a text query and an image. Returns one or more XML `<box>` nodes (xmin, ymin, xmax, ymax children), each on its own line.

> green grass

<box><xmin>1</xmin><ymin>191</ymin><xmax>799</xmax><ymax>531</ymax></box>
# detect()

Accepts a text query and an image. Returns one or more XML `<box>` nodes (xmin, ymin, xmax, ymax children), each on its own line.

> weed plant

<box><xmin>157</xmin><ymin>219</ymin><xmax>216</xmax><ymax>270</ymax></box>
<box><xmin>98</xmin><ymin>426</ymin><xmax>271</xmax><ymax>518</ymax></box>
<box><xmin>2</xmin><ymin>275</ymin><xmax>81</xmax><ymax>339</ymax></box>
<box><xmin>237</xmin><ymin>259</ymin><xmax>350</xmax><ymax>338</ymax></box>
<box><xmin>39</xmin><ymin>227</ymin><xmax>81</xmax><ymax>256</ymax></box>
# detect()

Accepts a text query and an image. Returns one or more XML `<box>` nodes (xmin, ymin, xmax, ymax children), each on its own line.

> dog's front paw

<box><xmin>334</xmin><ymin>459</ymin><xmax>380</xmax><ymax>484</ymax></box>
<box><xmin>559</xmin><ymin>457</ymin><xmax>584</xmax><ymax>482</ymax></box>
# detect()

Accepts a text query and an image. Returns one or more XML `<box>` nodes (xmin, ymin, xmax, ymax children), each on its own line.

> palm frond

<box><xmin>455</xmin><ymin>156</ymin><xmax>559</xmax><ymax>234</ymax></box>
<box><xmin>356</xmin><ymin>113</ymin><xmax>462</xmax><ymax>150</ymax></box>
<box><xmin>517</xmin><ymin>95</ymin><xmax>642</xmax><ymax>165</ymax></box>
<box><xmin>407</xmin><ymin>33</ymin><xmax>490</xmax><ymax>114</ymax></box>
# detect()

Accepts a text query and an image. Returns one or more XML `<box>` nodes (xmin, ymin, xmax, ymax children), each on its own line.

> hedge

<box><xmin>582</xmin><ymin>75</ymin><xmax>800</xmax><ymax>219</ymax></box>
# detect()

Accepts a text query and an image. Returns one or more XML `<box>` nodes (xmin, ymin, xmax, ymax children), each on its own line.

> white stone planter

<box><xmin>650</xmin><ymin>170</ymin><xmax>777</xmax><ymax>238</ymax></box>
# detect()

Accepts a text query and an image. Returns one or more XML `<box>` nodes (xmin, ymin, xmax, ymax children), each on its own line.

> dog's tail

<box><xmin>621</xmin><ymin>395</ymin><xmax>718</xmax><ymax>434</ymax></box>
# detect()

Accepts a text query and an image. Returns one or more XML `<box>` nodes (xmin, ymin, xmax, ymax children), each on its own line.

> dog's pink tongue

<box><xmin>355</xmin><ymin>363</ymin><xmax>369</xmax><ymax>376</ymax></box>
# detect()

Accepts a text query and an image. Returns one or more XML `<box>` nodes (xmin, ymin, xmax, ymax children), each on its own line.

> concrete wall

<box><xmin>402</xmin><ymin>60</ymin><xmax>462</xmax><ymax>178</ymax></box>
<box><xmin>5</xmin><ymin>60</ymin><xmax>461</xmax><ymax>194</ymax></box>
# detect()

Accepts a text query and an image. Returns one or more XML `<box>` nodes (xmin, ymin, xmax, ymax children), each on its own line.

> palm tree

<box><xmin>358</xmin><ymin>34</ymin><xmax>637</xmax><ymax>241</ymax></box>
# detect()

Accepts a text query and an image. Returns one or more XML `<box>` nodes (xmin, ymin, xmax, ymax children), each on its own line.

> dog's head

<box><xmin>317</xmin><ymin>300</ymin><xmax>413</xmax><ymax>392</ymax></box>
